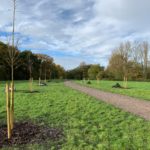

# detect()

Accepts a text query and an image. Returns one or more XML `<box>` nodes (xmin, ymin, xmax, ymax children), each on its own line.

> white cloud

<box><xmin>0</xmin><ymin>0</ymin><xmax>150</xmax><ymax>69</ymax></box>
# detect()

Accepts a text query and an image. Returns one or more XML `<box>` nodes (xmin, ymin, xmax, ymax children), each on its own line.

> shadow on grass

<box><xmin>16</xmin><ymin>90</ymin><xmax>40</xmax><ymax>94</ymax></box>
<box><xmin>112</xmin><ymin>87</ymin><xmax>132</xmax><ymax>90</ymax></box>
<box><xmin>48</xmin><ymin>79</ymin><xmax>65</xmax><ymax>83</ymax></box>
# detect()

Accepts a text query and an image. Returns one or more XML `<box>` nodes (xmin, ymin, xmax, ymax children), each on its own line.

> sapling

<box><xmin>37</xmin><ymin>54</ymin><xmax>53</xmax><ymax>85</ymax></box>
<box><xmin>123</xmin><ymin>76</ymin><xmax>128</xmax><ymax>89</ymax></box>
<box><xmin>96</xmin><ymin>71</ymin><xmax>103</xmax><ymax>84</ymax></box>
<box><xmin>5</xmin><ymin>0</ymin><xmax>17</xmax><ymax>138</ymax></box>
<box><xmin>28</xmin><ymin>53</ymin><xmax>33</xmax><ymax>92</ymax></box>
<box><xmin>44</xmin><ymin>66</ymin><xmax>47</xmax><ymax>83</ymax></box>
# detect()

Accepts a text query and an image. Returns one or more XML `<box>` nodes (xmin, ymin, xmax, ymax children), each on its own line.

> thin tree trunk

<box><xmin>45</xmin><ymin>68</ymin><xmax>47</xmax><ymax>83</ymax></box>
<box><xmin>11</xmin><ymin>0</ymin><xmax>16</xmax><ymax>81</ymax></box>
<box><xmin>39</xmin><ymin>63</ymin><xmax>42</xmax><ymax>85</ymax></box>
<box><xmin>10</xmin><ymin>0</ymin><xmax>16</xmax><ymax>131</ymax></box>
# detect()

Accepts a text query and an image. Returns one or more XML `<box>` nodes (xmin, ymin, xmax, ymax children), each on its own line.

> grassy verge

<box><xmin>0</xmin><ymin>81</ymin><xmax>150</xmax><ymax>149</ymax></box>
<box><xmin>76</xmin><ymin>80</ymin><xmax>150</xmax><ymax>100</ymax></box>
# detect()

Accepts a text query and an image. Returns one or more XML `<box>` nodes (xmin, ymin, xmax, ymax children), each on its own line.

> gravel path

<box><xmin>64</xmin><ymin>81</ymin><xmax>150</xmax><ymax>120</ymax></box>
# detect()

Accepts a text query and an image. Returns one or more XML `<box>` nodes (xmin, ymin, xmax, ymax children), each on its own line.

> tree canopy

<box><xmin>0</xmin><ymin>41</ymin><xmax>65</xmax><ymax>80</ymax></box>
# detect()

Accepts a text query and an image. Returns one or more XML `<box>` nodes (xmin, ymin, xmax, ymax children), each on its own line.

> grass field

<box><xmin>0</xmin><ymin>81</ymin><xmax>150</xmax><ymax>149</ymax></box>
<box><xmin>76</xmin><ymin>80</ymin><xmax>150</xmax><ymax>100</ymax></box>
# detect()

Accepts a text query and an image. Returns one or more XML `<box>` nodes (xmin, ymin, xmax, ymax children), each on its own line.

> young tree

<box><xmin>79</xmin><ymin>62</ymin><xmax>86</xmax><ymax>80</ymax></box>
<box><xmin>143</xmin><ymin>41</ymin><xmax>149</xmax><ymax>80</ymax></box>
<box><xmin>27</xmin><ymin>52</ymin><xmax>33</xmax><ymax>92</ymax></box>
<box><xmin>36</xmin><ymin>54</ymin><xmax>53</xmax><ymax>84</ymax></box>
<box><xmin>9</xmin><ymin>0</ymin><xmax>17</xmax><ymax>81</ymax></box>
<box><xmin>96</xmin><ymin>71</ymin><xmax>104</xmax><ymax>83</ymax></box>
<box><xmin>9</xmin><ymin>0</ymin><xmax>17</xmax><ymax>131</ymax></box>
<box><xmin>88</xmin><ymin>64</ymin><xmax>103</xmax><ymax>80</ymax></box>
<box><xmin>4</xmin><ymin>0</ymin><xmax>17</xmax><ymax>139</ymax></box>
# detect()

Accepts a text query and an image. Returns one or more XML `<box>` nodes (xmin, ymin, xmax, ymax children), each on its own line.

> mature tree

<box><xmin>55</xmin><ymin>64</ymin><xmax>65</xmax><ymax>79</ymax></box>
<box><xmin>107</xmin><ymin>52</ymin><xmax>124</xmax><ymax>80</ymax></box>
<box><xmin>0</xmin><ymin>42</ymin><xmax>65</xmax><ymax>81</ymax></box>
<box><xmin>107</xmin><ymin>41</ymin><xmax>148</xmax><ymax>83</ymax></box>
<box><xmin>66</xmin><ymin>63</ymin><xmax>91</xmax><ymax>80</ymax></box>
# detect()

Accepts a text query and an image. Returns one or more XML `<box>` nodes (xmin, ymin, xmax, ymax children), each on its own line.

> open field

<box><xmin>76</xmin><ymin>80</ymin><xmax>150</xmax><ymax>100</ymax></box>
<box><xmin>0</xmin><ymin>81</ymin><xmax>150</xmax><ymax>149</ymax></box>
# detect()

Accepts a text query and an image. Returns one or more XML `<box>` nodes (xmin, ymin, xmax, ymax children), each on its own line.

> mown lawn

<box><xmin>76</xmin><ymin>80</ymin><xmax>150</xmax><ymax>100</ymax></box>
<box><xmin>0</xmin><ymin>81</ymin><xmax>150</xmax><ymax>149</ymax></box>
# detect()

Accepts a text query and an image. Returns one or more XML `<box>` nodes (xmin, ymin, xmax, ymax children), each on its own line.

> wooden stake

<box><xmin>32</xmin><ymin>77</ymin><xmax>33</xmax><ymax>91</ymax></box>
<box><xmin>10</xmin><ymin>82</ymin><xmax>14</xmax><ymax>130</ymax></box>
<box><xmin>125</xmin><ymin>77</ymin><xmax>128</xmax><ymax>88</ymax></box>
<box><xmin>6</xmin><ymin>83</ymin><xmax>11</xmax><ymax>139</ymax></box>
<box><xmin>29</xmin><ymin>78</ymin><xmax>32</xmax><ymax>92</ymax></box>
<box><xmin>39</xmin><ymin>77</ymin><xmax>41</xmax><ymax>85</ymax></box>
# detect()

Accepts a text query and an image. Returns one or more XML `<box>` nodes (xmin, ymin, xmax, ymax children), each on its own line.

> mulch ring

<box><xmin>0</xmin><ymin>122</ymin><xmax>64</xmax><ymax>148</ymax></box>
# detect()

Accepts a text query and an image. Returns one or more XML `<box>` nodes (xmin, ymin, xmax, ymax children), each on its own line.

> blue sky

<box><xmin>0</xmin><ymin>0</ymin><xmax>150</xmax><ymax>70</ymax></box>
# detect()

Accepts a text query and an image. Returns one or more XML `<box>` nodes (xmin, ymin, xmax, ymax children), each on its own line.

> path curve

<box><xmin>64</xmin><ymin>81</ymin><xmax>150</xmax><ymax>120</ymax></box>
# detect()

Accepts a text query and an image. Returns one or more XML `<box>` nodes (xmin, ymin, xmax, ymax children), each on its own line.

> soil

<box><xmin>0</xmin><ymin>122</ymin><xmax>64</xmax><ymax>149</ymax></box>
<box><xmin>65</xmin><ymin>81</ymin><xmax>150</xmax><ymax>120</ymax></box>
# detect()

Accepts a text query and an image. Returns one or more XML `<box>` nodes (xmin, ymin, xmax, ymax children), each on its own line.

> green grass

<box><xmin>76</xmin><ymin>80</ymin><xmax>150</xmax><ymax>100</ymax></box>
<box><xmin>0</xmin><ymin>81</ymin><xmax>150</xmax><ymax>149</ymax></box>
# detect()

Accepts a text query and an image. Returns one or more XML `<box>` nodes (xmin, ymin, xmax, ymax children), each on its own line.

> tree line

<box><xmin>1</xmin><ymin>40</ymin><xmax>150</xmax><ymax>81</ymax></box>
<box><xmin>67</xmin><ymin>41</ymin><xmax>150</xmax><ymax>81</ymax></box>
<box><xmin>0</xmin><ymin>41</ymin><xmax>65</xmax><ymax>80</ymax></box>
<box><xmin>66</xmin><ymin>62</ymin><xmax>105</xmax><ymax>80</ymax></box>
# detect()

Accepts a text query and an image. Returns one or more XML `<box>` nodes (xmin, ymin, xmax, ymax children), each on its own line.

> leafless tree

<box><xmin>143</xmin><ymin>41</ymin><xmax>149</xmax><ymax>79</ymax></box>
<box><xmin>117</xmin><ymin>42</ymin><xmax>131</xmax><ymax>88</ymax></box>
<box><xmin>9</xmin><ymin>0</ymin><xmax>17</xmax><ymax>81</ymax></box>
<box><xmin>5</xmin><ymin>0</ymin><xmax>18</xmax><ymax>138</ymax></box>
<box><xmin>133</xmin><ymin>41</ymin><xmax>149</xmax><ymax>79</ymax></box>
<box><xmin>36</xmin><ymin>54</ymin><xmax>53</xmax><ymax>84</ymax></box>
<box><xmin>80</xmin><ymin>62</ymin><xmax>86</xmax><ymax>80</ymax></box>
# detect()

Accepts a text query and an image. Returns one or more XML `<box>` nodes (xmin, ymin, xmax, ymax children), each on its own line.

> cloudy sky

<box><xmin>0</xmin><ymin>0</ymin><xmax>150</xmax><ymax>69</ymax></box>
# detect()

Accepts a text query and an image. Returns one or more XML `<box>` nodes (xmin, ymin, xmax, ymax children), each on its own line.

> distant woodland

<box><xmin>0</xmin><ymin>41</ymin><xmax>150</xmax><ymax>81</ymax></box>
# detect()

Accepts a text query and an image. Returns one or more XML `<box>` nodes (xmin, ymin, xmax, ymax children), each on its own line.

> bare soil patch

<box><xmin>0</xmin><ymin>122</ymin><xmax>64</xmax><ymax>148</ymax></box>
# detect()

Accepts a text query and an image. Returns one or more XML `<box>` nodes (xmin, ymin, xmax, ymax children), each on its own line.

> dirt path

<box><xmin>64</xmin><ymin>81</ymin><xmax>150</xmax><ymax>120</ymax></box>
